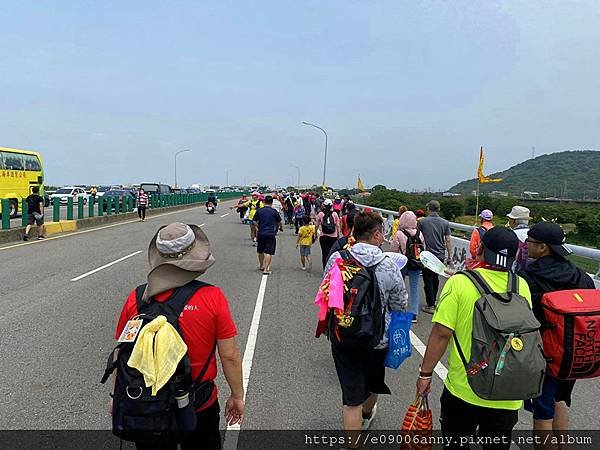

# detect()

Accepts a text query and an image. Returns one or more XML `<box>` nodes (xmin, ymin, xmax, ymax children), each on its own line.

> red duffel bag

<box><xmin>541</xmin><ymin>289</ymin><xmax>600</xmax><ymax>380</ymax></box>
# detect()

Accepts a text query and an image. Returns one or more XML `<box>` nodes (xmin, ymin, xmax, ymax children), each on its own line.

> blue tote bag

<box><xmin>384</xmin><ymin>311</ymin><xmax>413</xmax><ymax>369</ymax></box>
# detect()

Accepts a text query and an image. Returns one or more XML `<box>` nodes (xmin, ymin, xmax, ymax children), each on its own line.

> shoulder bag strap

<box><xmin>452</xmin><ymin>333</ymin><xmax>469</xmax><ymax>369</ymax></box>
<box><xmin>456</xmin><ymin>270</ymin><xmax>494</xmax><ymax>295</ymax></box>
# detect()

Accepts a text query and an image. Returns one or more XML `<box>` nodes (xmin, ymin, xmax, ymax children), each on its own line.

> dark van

<box><xmin>139</xmin><ymin>183</ymin><xmax>172</xmax><ymax>195</ymax></box>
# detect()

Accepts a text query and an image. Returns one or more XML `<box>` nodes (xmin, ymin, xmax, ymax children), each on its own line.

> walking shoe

<box><xmin>361</xmin><ymin>403</ymin><xmax>377</xmax><ymax>430</ymax></box>
<box><xmin>37</xmin><ymin>236</ymin><xmax>45</xmax><ymax>240</ymax></box>
<box><xmin>23</xmin><ymin>235</ymin><xmax>29</xmax><ymax>241</ymax></box>
<box><xmin>422</xmin><ymin>305</ymin><xmax>436</xmax><ymax>314</ymax></box>
<box><xmin>300</xmin><ymin>266</ymin><xmax>306</xmax><ymax>271</ymax></box>
<box><xmin>263</xmin><ymin>270</ymin><xmax>271</xmax><ymax>275</ymax></box>
<box><xmin>412</xmin><ymin>316</ymin><xmax>418</xmax><ymax>324</ymax></box>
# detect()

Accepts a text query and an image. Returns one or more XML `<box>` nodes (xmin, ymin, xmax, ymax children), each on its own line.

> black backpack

<box><xmin>328</xmin><ymin>250</ymin><xmax>384</xmax><ymax>348</ymax></box>
<box><xmin>101</xmin><ymin>281</ymin><xmax>215</xmax><ymax>443</ymax></box>
<box><xmin>402</xmin><ymin>230</ymin><xmax>425</xmax><ymax>270</ymax></box>
<box><xmin>321</xmin><ymin>211</ymin><xmax>336</xmax><ymax>234</ymax></box>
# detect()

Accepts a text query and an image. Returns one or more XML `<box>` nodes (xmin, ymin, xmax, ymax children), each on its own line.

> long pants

<box><xmin>138</xmin><ymin>206</ymin><xmax>147</xmax><ymax>220</ymax></box>
<box><xmin>295</xmin><ymin>217</ymin><xmax>302</xmax><ymax>234</ymax></box>
<box><xmin>320</xmin><ymin>235</ymin><xmax>337</xmax><ymax>269</ymax></box>
<box><xmin>405</xmin><ymin>269</ymin><xmax>421</xmax><ymax>317</ymax></box>
<box><xmin>286</xmin><ymin>209</ymin><xmax>294</xmax><ymax>225</ymax></box>
<box><xmin>422</xmin><ymin>267</ymin><xmax>440</xmax><ymax>307</ymax></box>
<box><xmin>440</xmin><ymin>388</ymin><xmax>517</xmax><ymax>450</ymax></box>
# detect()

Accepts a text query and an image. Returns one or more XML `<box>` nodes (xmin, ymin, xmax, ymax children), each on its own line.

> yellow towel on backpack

<box><xmin>127</xmin><ymin>315</ymin><xmax>187</xmax><ymax>396</ymax></box>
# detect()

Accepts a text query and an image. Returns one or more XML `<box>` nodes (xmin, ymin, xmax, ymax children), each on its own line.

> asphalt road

<box><xmin>1</xmin><ymin>200</ymin><xmax>599</xmax><ymax>439</ymax></box>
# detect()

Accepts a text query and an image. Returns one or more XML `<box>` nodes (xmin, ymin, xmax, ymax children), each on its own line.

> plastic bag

<box><xmin>384</xmin><ymin>311</ymin><xmax>412</xmax><ymax>369</ymax></box>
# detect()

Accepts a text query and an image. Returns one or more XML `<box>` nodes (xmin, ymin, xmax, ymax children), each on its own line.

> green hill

<box><xmin>449</xmin><ymin>150</ymin><xmax>600</xmax><ymax>199</ymax></box>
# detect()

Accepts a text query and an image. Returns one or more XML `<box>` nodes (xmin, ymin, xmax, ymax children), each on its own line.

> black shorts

<box><xmin>257</xmin><ymin>236</ymin><xmax>276</xmax><ymax>255</ymax></box>
<box><xmin>27</xmin><ymin>213</ymin><xmax>44</xmax><ymax>226</ymax></box>
<box><xmin>331</xmin><ymin>345</ymin><xmax>390</xmax><ymax>406</ymax></box>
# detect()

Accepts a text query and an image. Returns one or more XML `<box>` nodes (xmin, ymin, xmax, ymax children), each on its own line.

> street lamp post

<box><xmin>291</xmin><ymin>165</ymin><xmax>301</xmax><ymax>188</ymax></box>
<box><xmin>174</xmin><ymin>149</ymin><xmax>191</xmax><ymax>188</ymax></box>
<box><xmin>301</xmin><ymin>121</ymin><xmax>328</xmax><ymax>187</ymax></box>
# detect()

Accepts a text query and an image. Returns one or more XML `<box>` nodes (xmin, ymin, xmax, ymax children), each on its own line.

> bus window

<box><xmin>0</xmin><ymin>152</ymin><xmax>4</xmax><ymax>170</ymax></box>
<box><xmin>3</xmin><ymin>152</ymin><xmax>24</xmax><ymax>170</ymax></box>
<box><xmin>23</xmin><ymin>154</ymin><xmax>41</xmax><ymax>171</ymax></box>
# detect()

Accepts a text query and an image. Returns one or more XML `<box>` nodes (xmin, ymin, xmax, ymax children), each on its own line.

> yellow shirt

<box><xmin>298</xmin><ymin>225</ymin><xmax>316</xmax><ymax>246</ymax></box>
<box><xmin>243</xmin><ymin>199</ymin><xmax>263</xmax><ymax>220</ymax></box>
<box><xmin>432</xmin><ymin>268</ymin><xmax>532</xmax><ymax>410</ymax></box>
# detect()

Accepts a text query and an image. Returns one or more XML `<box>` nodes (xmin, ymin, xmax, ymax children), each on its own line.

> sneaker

<box><xmin>412</xmin><ymin>316</ymin><xmax>418</xmax><ymax>324</ymax></box>
<box><xmin>301</xmin><ymin>266</ymin><xmax>306</xmax><ymax>271</ymax></box>
<box><xmin>23</xmin><ymin>235</ymin><xmax>29</xmax><ymax>241</ymax></box>
<box><xmin>422</xmin><ymin>305</ymin><xmax>436</xmax><ymax>314</ymax></box>
<box><xmin>361</xmin><ymin>403</ymin><xmax>377</xmax><ymax>430</ymax></box>
<box><xmin>37</xmin><ymin>236</ymin><xmax>45</xmax><ymax>240</ymax></box>
<box><xmin>263</xmin><ymin>270</ymin><xmax>271</xmax><ymax>275</ymax></box>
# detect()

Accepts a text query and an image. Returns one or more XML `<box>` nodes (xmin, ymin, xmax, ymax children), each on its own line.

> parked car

<box><xmin>140</xmin><ymin>183</ymin><xmax>172</xmax><ymax>196</ymax></box>
<box><xmin>49</xmin><ymin>187</ymin><xmax>89</xmax><ymax>205</ymax></box>
<box><xmin>101</xmin><ymin>189</ymin><xmax>136</xmax><ymax>212</ymax></box>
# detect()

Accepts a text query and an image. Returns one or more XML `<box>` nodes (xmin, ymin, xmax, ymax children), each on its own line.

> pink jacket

<box><xmin>390</xmin><ymin>211</ymin><xmax>426</xmax><ymax>254</ymax></box>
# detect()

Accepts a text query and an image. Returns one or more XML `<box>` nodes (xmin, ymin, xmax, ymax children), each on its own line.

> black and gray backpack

<box><xmin>101</xmin><ymin>281</ymin><xmax>215</xmax><ymax>443</ymax></box>
<box><xmin>453</xmin><ymin>270</ymin><xmax>546</xmax><ymax>401</ymax></box>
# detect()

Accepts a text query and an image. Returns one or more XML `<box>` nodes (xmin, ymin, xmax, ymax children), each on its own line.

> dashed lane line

<box><xmin>220</xmin><ymin>213</ymin><xmax>230</xmax><ymax>218</ymax></box>
<box><xmin>71</xmin><ymin>251</ymin><xmax>143</xmax><ymax>281</ymax></box>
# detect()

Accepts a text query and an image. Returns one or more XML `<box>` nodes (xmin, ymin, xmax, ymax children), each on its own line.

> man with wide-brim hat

<box><xmin>506</xmin><ymin>205</ymin><xmax>532</xmax><ymax>270</ymax></box>
<box><xmin>113</xmin><ymin>223</ymin><xmax>244</xmax><ymax>448</ymax></box>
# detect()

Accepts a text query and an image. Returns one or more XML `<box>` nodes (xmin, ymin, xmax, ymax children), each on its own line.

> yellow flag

<box><xmin>321</xmin><ymin>183</ymin><xmax>327</xmax><ymax>191</ymax></box>
<box><xmin>357</xmin><ymin>175</ymin><xmax>365</xmax><ymax>191</ymax></box>
<box><xmin>477</xmin><ymin>147</ymin><xmax>503</xmax><ymax>183</ymax></box>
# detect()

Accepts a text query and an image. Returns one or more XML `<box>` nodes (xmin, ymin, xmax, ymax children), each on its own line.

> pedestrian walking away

<box><xmin>296</xmin><ymin>216</ymin><xmax>316</xmax><ymax>271</ymax></box>
<box><xmin>390</xmin><ymin>210</ymin><xmax>426</xmax><ymax>323</ymax></box>
<box><xmin>518</xmin><ymin>222</ymin><xmax>595</xmax><ymax>441</ymax></box>
<box><xmin>137</xmin><ymin>188</ymin><xmax>149</xmax><ymax>221</ymax></box>
<box><xmin>253</xmin><ymin>195</ymin><xmax>283</xmax><ymax>275</ymax></box>
<box><xmin>105</xmin><ymin>223</ymin><xmax>244</xmax><ymax>450</ymax></box>
<box><xmin>319</xmin><ymin>211</ymin><xmax>408</xmax><ymax>445</ymax></box>
<box><xmin>507</xmin><ymin>205</ymin><xmax>531</xmax><ymax>271</ymax></box>
<box><xmin>416</xmin><ymin>227</ymin><xmax>539</xmax><ymax>450</ymax></box>
<box><xmin>466</xmin><ymin>209</ymin><xmax>494</xmax><ymax>269</ymax></box>
<box><xmin>234</xmin><ymin>191</ymin><xmax>263</xmax><ymax>245</ymax></box>
<box><xmin>316</xmin><ymin>199</ymin><xmax>341</xmax><ymax>270</ymax></box>
<box><xmin>24</xmin><ymin>186</ymin><xmax>45</xmax><ymax>241</ymax></box>
<box><xmin>417</xmin><ymin>200</ymin><xmax>452</xmax><ymax>313</ymax></box>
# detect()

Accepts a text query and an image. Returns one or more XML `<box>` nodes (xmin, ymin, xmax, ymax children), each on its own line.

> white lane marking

<box><xmin>410</xmin><ymin>330</ymin><xmax>448</xmax><ymax>380</ymax></box>
<box><xmin>220</xmin><ymin>213</ymin><xmax>229</xmax><ymax>218</ymax></box>
<box><xmin>0</xmin><ymin>202</ymin><xmax>235</xmax><ymax>251</ymax></box>
<box><xmin>225</xmin><ymin>273</ymin><xmax>269</xmax><ymax>438</ymax></box>
<box><xmin>71</xmin><ymin>251</ymin><xmax>143</xmax><ymax>281</ymax></box>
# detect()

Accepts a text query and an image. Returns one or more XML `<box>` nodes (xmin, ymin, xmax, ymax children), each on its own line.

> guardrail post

<box><xmin>106</xmin><ymin>197</ymin><xmax>112</xmax><ymax>215</ymax></box>
<box><xmin>97</xmin><ymin>196</ymin><xmax>104</xmax><ymax>216</ymax></box>
<box><xmin>127</xmin><ymin>197</ymin><xmax>133</xmax><ymax>212</ymax></box>
<box><xmin>67</xmin><ymin>197</ymin><xmax>74</xmax><ymax>220</ymax></box>
<box><xmin>1</xmin><ymin>199</ymin><xmax>10</xmax><ymax>230</ymax></box>
<box><xmin>78</xmin><ymin>197</ymin><xmax>84</xmax><ymax>219</ymax></box>
<box><xmin>89</xmin><ymin>196</ymin><xmax>95</xmax><ymax>217</ymax></box>
<box><xmin>53</xmin><ymin>197</ymin><xmax>60</xmax><ymax>222</ymax></box>
<box><xmin>21</xmin><ymin>199</ymin><xmax>28</xmax><ymax>227</ymax></box>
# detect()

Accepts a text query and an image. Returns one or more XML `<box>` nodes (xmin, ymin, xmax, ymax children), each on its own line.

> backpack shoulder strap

<box><xmin>194</xmin><ymin>344</ymin><xmax>216</xmax><ymax>385</ymax></box>
<box><xmin>456</xmin><ymin>270</ymin><xmax>493</xmax><ymax>295</ymax></box>
<box><xmin>508</xmin><ymin>271</ymin><xmax>518</xmax><ymax>293</ymax></box>
<box><xmin>136</xmin><ymin>280</ymin><xmax>212</xmax><ymax>327</ymax></box>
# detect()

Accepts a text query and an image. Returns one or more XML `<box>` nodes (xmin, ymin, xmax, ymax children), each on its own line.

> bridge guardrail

<box><xmin>354</xmin><ymin>203</ymin><xmax>600</xmax><ymax>280</ymax></box>
<box><xmin>1</xmin><ymin>192</ymin><xmax>246</xmax><ymax>231</ymax></box>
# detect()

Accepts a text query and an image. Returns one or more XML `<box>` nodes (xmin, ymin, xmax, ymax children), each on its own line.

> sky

<box><xmin>1</xmin><ymin>1</ymin><xmax>599</xmax><ymax>190</ymax></box>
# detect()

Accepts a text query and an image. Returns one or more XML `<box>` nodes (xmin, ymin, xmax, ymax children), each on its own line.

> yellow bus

<box><xmin>0</xmin><ymin>147</ymin><xmax>44</xmax><ymax>218</ymax></box>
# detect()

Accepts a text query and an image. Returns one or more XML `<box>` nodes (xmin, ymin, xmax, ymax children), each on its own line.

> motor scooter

<box><xmin>207</xmin><ymin>202</ymin><xmax>216</xmax><ymax>214</ymax></box>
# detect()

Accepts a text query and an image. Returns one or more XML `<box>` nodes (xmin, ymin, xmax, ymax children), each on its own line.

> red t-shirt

<box><xmin>115</xmin><ymin>285</ymin><xmax>237</xmax><ymax>410</ymax></box>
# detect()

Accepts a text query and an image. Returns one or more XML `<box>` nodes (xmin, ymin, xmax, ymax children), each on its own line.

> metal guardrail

<box><xmin>355</xmin><ymin>203</ymin><xmax>600</xmax><ymax>278</ymax></box>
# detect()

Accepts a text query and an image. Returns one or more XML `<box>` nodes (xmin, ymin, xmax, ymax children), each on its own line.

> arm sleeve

<box><xmin>432</xmin><ymin>277</ymin><xmax>459</xmax><ymax>331</ymax></box>
<box><xmin>383</xmin><ymin>259</ymin><xmax>408</xmax><ymax>312</ymax></box>
<box><xmin>215</xmin><ymin>289</ymin><xmax>238</xmax><ymax>339</ymax></box>
<box><xmin>444</xmin><ymin>221</ymin><xmax>452</xmax><ymax>237</ymax></box>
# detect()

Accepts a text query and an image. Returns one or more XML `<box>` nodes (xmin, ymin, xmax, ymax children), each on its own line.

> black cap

<box><xmin>481</xmin><ymin>227</ymin><xmax>519</xmax><ymax>269</ymax></box>
<box><xmin>528</xmin><ymin>222</ymin><xmax>572</xmax><ymax>257</ymax></box>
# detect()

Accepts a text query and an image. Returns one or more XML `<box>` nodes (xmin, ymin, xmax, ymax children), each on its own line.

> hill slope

<box><xmin>449</xmin><ymin>150</ymin><xmax>600</xmax><ymax>198</ymax></box>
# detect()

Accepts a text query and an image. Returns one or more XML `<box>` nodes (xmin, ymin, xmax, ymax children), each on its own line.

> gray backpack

<box><xmin>453</xmin><ymin>270</ymin><xmax>546</xmax><ymax>401</ymax></box>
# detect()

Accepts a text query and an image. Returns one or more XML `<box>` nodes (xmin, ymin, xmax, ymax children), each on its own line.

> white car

<box><xmin>49</xmin><ymin>187</ymin><xmax>89</xmax><ymax>205</ymax></box>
